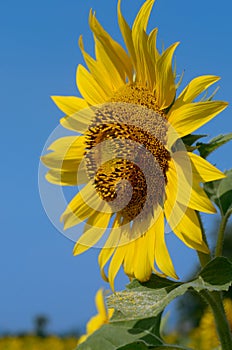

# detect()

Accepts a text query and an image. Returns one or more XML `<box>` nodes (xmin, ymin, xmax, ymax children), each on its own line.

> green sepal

<box><xmin>182</xmin><ymin>134</ymin><xmax>207</xmax><ymax>146</ymax></box>
<box><xmin>196</xmin><ymin>133</ymin><xmax>232</xmax><ymax>159</ymax></box>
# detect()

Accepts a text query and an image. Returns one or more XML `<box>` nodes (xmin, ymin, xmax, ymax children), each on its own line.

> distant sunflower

<box><xmin>42</xmin><ymin>0</ymin><xmax>227</xmax><ymax>289</ymax></box>
<box><xmin>189</xmin><ymin>299</ymin><xmax>232</xmax><ymax>350</ymax></box>
<box><xmin>78</xmin><ymin>289</ymin><xmax>113</xmax><ymax>345</ymax></box>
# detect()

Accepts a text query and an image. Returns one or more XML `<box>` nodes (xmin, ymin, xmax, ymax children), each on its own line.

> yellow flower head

<box><xmin>78</xmin><ymin>289</ymin><xmax>114</xmax><ymax>345</ymax></box>
<box><xmin>41</xmin><ymin>0</ymin><xmax>227</xmax><ymax>290</ymax></box>
<box><xmin>189</xmin><ymin>298</ymin><xmax>232</xmax><ymax>350</ymax></box>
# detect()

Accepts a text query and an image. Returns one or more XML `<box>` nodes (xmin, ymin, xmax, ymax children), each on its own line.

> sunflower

<box><xmin>42</xmin><ymin>0</ymin><xmax>227</xmax><ymax>290</ymax></box>
<box><xmin>78</xmin><ymin>289</ymin><xmax>113</xmax><ymax>345</ymax></box>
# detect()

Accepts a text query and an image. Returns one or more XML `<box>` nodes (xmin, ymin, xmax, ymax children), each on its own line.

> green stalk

<box><xmin>215</xmin><ymin>208</ymin><xmax>232</xmax><ymax>257</ymax></box>
<box><xmin>196</xmin><ymin>212</ymin><xmax>232</xmax><ymax>349</ymax></box>
<box><xmin>200</xmin><ymin>290</ymin><xmax>232</xmax><ymax>350</ymax></box>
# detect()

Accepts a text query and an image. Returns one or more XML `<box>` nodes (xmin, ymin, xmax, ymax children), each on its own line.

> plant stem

<box><xmin>215</xmin><ymin>208</ymin><xmax>232</xmax><ymax>257</ymax></box>
<box><xmin>196</xmin><ymin>212</ymin><xmax>211</xmax><ymax>267</ymax></box>
<box><xmin>200</xmin><ymin>290</ymin><xmax>232</xmax><ymax>350</ymax></box>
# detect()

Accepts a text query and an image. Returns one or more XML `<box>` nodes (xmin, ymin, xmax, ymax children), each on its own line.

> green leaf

<box><xmin>77</xmin><ymin>316</ymin><xmax>163</xmax><ymax>350</ymax></box>
<box><xmin>119</xmin><ymin>344</ymin><xmax>191</xmax><ymax>350</ymax></box>
<box><xmin>153</xmin><ymin>346</ymin><xmax>191</xmax><ymax>350</ymax></box>
<box><xmin>77</xmin><ymin>259</ymin><xmax>232</xmax><ymax>349</ymax></box>
<box><xmin>182</xmin><ymin>133</ymin><xmax>207</xmax><ymax>146</ymax></box>
<box><xmin>117</xmin><ymin>341</ymin><xmax>149</xmax><ymax>350</ymax></box>
<box><xmin>197</xmin><ymin>133</ymin><xmax>232</xmax><ymax>158</ymax></box>
<box><xmin>204</xmin><ymin>169</ymin><xmax>232</xmax><ymax>216</ymax></box>
<box><xmin>107</xmin><ymin>258</ymin><xmax>232</xmax><ymax>322</ymax></box>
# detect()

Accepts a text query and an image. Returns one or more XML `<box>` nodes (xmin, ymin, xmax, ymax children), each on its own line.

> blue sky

<box><xmin>1</xmin><ymin>0</ymin><xmax>232</xmax><ymax>335</ymax></box>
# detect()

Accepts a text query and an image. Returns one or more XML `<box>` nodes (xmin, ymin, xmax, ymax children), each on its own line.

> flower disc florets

<box><xmin>85</xmin><ymin>101</ymin><xmax>170</xmax><ymax>222</ymax></box>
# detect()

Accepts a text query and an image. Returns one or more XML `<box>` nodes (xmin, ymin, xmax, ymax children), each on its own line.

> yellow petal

<box><xmin>164</xmin><ymin>166</ymin><xmax>210</xmax><ymax>253</ymax></box>
<box><xmin>94</xmin><ymin>38</ymin><xmax>125</xmax><ymax>91</ymax></box>
<box><xmin>95</xmin><ymin>289</ymin><xmax>108</xmax><ymax>321</ymax></box>
<box><xmin>61</xmin><ymin>182</ymin><xmax>101</xmax><ymax>230</ymax></box>
<box><xmin>98</xmin><ymin>247</ymin><xmax>115</xmax><ymax>282</ymax></box>
<box><xmin>164</xmin><ymin>199</ymin><xmax>209</xmax><ymax>254</ymax></box>
<box><xmin>132</xmin><ymin>0</ymin><xmax>156</xmax><ymax>34</ymax></box>
<box><xmin>108</xmin><ymin>245</ymin><xmax>127</xmax><ymax>291</ymax></box>
<box><xmin>47</xmin><ymin>136</ymin><xmax>85</xmax><ymax>153</ymax></box>
<box><xmin>98</xmin><ymin>215</ymin><xmax>121</xmax><ymax>281</ymax></box>
<box><xmin>60</xmin><ymin>107</ymin><xmax>94</xmax><ymax>133</ymax></box>
<box><xmin>45</xmin><ymin>169</ymin><xmax>78</xmax><ymax>186</ymax></box>
<box><xmin>189</xmin><ymin>152</ymin><xmax>226</xmax><ymax>182</ymax></box>
<box><xmin>89</xmin><ymin>10</ymin><xmax>132</xmax><ymax>83</ymax></box>
<box><xmin>148</xmin><ymin>28</ymin><xmax>159</xmax><ymax>61</ymax></box>
<box><xmin>123</xmin><ymin>240</ymin><xmax>136</xmax><ymax>278</ymax></box>
<box><xmin>173</xmin><ymin>75</ymin><xmax>220</xmax><ymax>109</ymax></box>
<box><xmin>51</xmin><ymin>96</ymin><xmax>88</xmax><ymax>116</ymax></box>
<box><xmin>133</xmin><ymin>234</ymin><xmax>152</xmax><ymax>281</ymax></box>
<box><xmin>79</xmin><ymin>35</ymin><xmax>113</xmax><ymax>96</ymax></box>
<box><xmin>86</xmin><ymin>314</ymin><xmax>104</xmax><ymax>335</ymax></box>
<box><xmin>168</xmin><ymin>101</ymin><xmax>228</xmax><ymax>137</ymax></box>
<box><xmin>108</xmin><ymin>308</ymin><xmax>114</xmax><ymax>319</ymax></box>
<box><xmin>41</xmin><ymin>152</ymin><xmax>81</xmax><ymax>171</ymax></box>
<box><xmin>73</xmin><ymin>212</ymin><xmax>112</xmax><ymax>256</ymax></box>
<box><xmin>117</xmin><ymin>0</ymin><xmax>136</xmax><ymax>69</ymax></box>
<box><xmin>76</xmin><ymin>65</ymin><xmax>107</xmax><ymax>105</ymax></box>
<box><xmin>146</xmin><ymin>220</ymin><xmax>156</xmax><ymax>271</ymax></box>
<box><xmin>188</xmin><ymin>182</ymin><xmax>216</xmax><ymax>214</ymax></box>
<box><xmin>169</xmin><ymin>154</ymin><xmax>216</xmax><ymax>213</ymax></box>
<box><xmin>155</xmin><ymin>42</ymin><xmax>179</xmax><ymax>109</ymax></box>
<box><xmin>154</xmin><ymin>210</ymin><xmax>177</xmax><ymax>279</ymax></box>
<box><xmin>43</xmin><ymin>136</ymin><xmax>85</xmax><ymax>167</ymax></box>
<box><xmin>132</xmin><ymin>0</ymin><xmax>156</xmax><ymax>82</ymax></box>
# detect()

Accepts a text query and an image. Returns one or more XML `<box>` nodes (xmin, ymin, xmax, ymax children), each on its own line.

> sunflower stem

<box><xmin>196</xmin><ymin>212</ymin><xmax>211</xmax><ymax>267</ymax></box>
<box><xmin>215</xmin><ymin>208</ymin><xmax>232</xmax><ymax>257</ymax></box>
<box><xmin>200</xmin><ymin>290</ymin><xmax>232</xmax><ymax>350</ymax></box>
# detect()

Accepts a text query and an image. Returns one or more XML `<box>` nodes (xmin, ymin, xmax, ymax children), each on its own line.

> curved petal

<box><xmin>108</xmin><ymin>245</ymin><xmax>127</xmax><ymax>291</ymax></box>
<box><xmin>98</xmin><ymin>214</ymin><xmax>121</xmax><ymax>281</ymax></box>
<box><xmin>165</xmin><ymin>201</ymin><xmax>209</xmax><ymax>254</ymax></box>
<box><xmin>173</xmin><ymin>75</ymin><xmax>220</xmax><ymax>109</ymax></box>
<box><xmin>73</xmin><ymin>212</ymin><xmax>112</xmax><ymax>255</ymax></box>
<box><xmin>79</xmin><ymin>35</ymin><xmax>113</xmax><ymax>96</ymax></box>
<box><xmin>51</xmin><ymin>96</ymin><xmax>88</xmax><ymax>116</ymax></box>
<box><xmin>188</xmin><ymin>152</ymin><xmax>225</xmax><ymax>182</ymax></box>
<box><xmin>61</xmin><ymin>182</ymin><xmax>102</xmax><ymax>230</ymax></box>
<box><xmin>154</xmin><ymin>210</ymin><xmax>177</xmax><ymax>279</ymax></box>
<box><xmin>155</xmin><ymin>43</ymin><xmax>179</xmax><ymax>109</ymax></box>
<box><xmin>117</xmin><ymin>0</ymin><xmax>136</xmax><ymax>69</ymax></box>
<box><xmin>89</xmin><ymin>9</ymin><xmax>132</xmax><ymax>83</ymax></box>
<box><xmin>95</xmin><ymin>289</ymin><xmax>107</xmax><ymax>321</ymax></box>
<box><xmin>169</xmin><ymin>154</ymin><xmax>216</xmax><ymax>213</ymax></box>
<box><xmin>123</xmin><ymin>240</ymin><xmax>136</xmax><ymax>278</ymax></box>
<box><xmin>132</xmin><ymin>0</ymin><xmax>156</xmax><ymax>82</ymax></box>
<box><xmin>76</xmin><ymin>65</ymin><xmax>108</xmax><ymax>105</ymax></box>
<box><xmin>168</xmin><ymin>101</ymin><xmax>228</xmax><ymax>137</ymax></box>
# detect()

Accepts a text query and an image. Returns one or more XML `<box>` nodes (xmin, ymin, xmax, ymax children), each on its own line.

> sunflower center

<box><xmin>84</xmin><ymin>86</ymin><xmax>170</xmax><ymax>222</ymax></box>
<box><xmin>110</xmin><ymin>83</ymin><xmax>165</xmax><ymax>116</ymax></box>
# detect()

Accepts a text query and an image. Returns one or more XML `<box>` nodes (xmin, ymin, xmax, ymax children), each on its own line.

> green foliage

<box><xmin>108</xmin><ymin>258</ymin><xmax>232</xmax><ymax>323</ymax></box>
<box><xmin>77</xmin><ymin>259</ymin><xmax>232</xmax><ymax>349</ymax></box>
<box><xmin>77</xmin><ymin>316</ymin><xmax>163</xmax><ymax>350</ymax></box>
<box><xmin>182</xmin><ymin>134</ymin><xmax>206</xmax><ymax>146</ymax></box>
<box><xmin>204</xmin><ymin>169</ymin><xmax>232</xmax><ymax>216</ymax></box>
<box><xmin>182</xmin><ymin>132</ymin><xmax>232</xmax><ymax>156</ymax></box>
<box><xmin>197</xmin><ymin>133</ymin><xmax>232</xmax><ymax>159</ymax></box>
